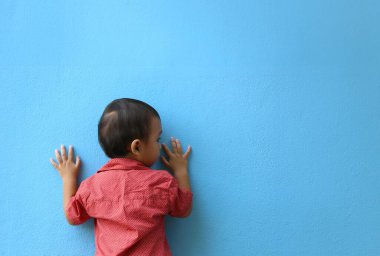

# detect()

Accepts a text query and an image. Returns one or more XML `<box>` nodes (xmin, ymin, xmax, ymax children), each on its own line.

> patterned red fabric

<box><xmin>65</xmin><ymin>158</ymin><xmax>193</xmax><ymax>256</ymax></box>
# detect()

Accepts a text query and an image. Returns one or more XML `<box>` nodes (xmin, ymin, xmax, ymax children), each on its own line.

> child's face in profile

<box><xmin>140</xmin><ymin>117</ymin><xmax>162</xmax><ymax>167</ymax></box>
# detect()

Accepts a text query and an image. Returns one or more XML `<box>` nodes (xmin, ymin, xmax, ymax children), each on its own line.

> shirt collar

<box><xmin>97</xmin><ymin>157</ymin><xmax>150</xmax><ymax>173</ymax></box>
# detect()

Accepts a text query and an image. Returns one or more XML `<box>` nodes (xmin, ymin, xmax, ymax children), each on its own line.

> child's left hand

<box><xmin>50</xmin><ymin>145</ymin><xmax>81</xmax><ymax>181</ymax></box>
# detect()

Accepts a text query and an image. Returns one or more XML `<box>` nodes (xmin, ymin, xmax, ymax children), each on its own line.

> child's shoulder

<box><xmin>77</xmin><ymin>173</ymin><xmax>97</xmax><ymax>187</ymax></box>
<box><xmin>151</xmin><ymin>169</ymin><xmax>173</xmax><ymax>180</ymax></box>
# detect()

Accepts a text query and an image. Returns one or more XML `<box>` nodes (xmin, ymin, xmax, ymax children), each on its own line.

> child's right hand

<box><xmin>161</xmin><ymin>137</ymin><xmax>191</xmax><ymax>175</ymax></box>
<box><xmin>50</xmin><ymin>145</ymin><xmax>81</xmax><ymax>181</ymax></box>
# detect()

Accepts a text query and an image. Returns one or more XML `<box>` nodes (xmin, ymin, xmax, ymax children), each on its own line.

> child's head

<box><xmin>98</xmin><ymin>98</ymin><xmax>162</xmax><ymax>166</ymax></box>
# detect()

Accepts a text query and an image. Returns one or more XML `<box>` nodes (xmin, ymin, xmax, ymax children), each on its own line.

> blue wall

<box><xmin>1</xmin><ymin>1</ymin><xmax>380</xmax><ymax>255</ymax></box>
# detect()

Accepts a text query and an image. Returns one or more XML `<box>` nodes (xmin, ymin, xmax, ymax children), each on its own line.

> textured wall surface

<box><xmin>1</xmin><ymin>1</ymin><xmax>380</xmax><ymax>255</ymax></box>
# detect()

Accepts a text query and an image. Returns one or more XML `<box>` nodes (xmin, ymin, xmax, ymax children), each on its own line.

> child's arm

<box><xmin>50</xmin><ymin>145</ymin><xmax>81</xmax><ymax>225</ymax></box>
<box><xmin>161</xmin><ymin>137</ymin><xmax>192</xmax><ymax>216</ymax></box>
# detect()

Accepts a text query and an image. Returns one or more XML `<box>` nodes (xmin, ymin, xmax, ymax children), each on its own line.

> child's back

<box><xmin>67</xmin><ymin>158</ymin><xmax>192</xmax><ymax>255</ymax></box>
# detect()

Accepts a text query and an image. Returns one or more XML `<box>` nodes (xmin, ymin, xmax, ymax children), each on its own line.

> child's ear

<box><xmin>130</xmin><ymin>139</ymin><xmax>141</xmax><ymax>155</ymax></box>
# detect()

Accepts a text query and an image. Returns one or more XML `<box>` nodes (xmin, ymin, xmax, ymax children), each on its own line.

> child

<box><xmin>50</xmin><ymin>98</ymin><xmax>193</xmax><ymax>256</ymax></box>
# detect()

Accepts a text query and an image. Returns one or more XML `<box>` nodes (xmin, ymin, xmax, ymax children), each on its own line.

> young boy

<box><xmin>50</xmin><ymin>98</ymin><xmax>193</xmax><ymax>256</ymax></box>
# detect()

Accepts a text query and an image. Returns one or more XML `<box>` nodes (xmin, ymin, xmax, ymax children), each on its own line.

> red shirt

<box><xmin>65</xmin><ymin>158</ymin><xmax>193</xmax><ymax>256</ymax></box>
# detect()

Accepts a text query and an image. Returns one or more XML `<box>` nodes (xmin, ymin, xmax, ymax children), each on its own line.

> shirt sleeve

<box><xmin>168</xmin><ymin>177</ymin><xmax>193</xmax><ymax>218</ymax></box>
<box><xmin>65</xmin><ymin>182</ymin><xmax>91</xmax><ymax>225</ymax></box>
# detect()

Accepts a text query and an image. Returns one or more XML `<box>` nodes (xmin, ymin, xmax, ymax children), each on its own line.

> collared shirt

<box><xmin>65</xmin><ymin>158</ymin><xmax>193</xmax><ymax>256</ymax></box>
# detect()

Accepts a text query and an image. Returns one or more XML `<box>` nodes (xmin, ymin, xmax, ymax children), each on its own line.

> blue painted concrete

<box><xmin>1</xmin><ymin>0</ymin><xmax>380</xmax><ymax>255</ymax></box>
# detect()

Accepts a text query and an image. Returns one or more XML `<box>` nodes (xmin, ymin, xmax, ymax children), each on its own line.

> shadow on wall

<box><xmin>165</xmin><ymin>203</ymin><xmax>205</xmax><ymax>255</ymax></box>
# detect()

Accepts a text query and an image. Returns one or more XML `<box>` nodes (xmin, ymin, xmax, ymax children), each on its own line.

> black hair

<box><xmin>98</xmin><ymin>98</ymin><xmax>160</xmax><ymax>158</ymax></box>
